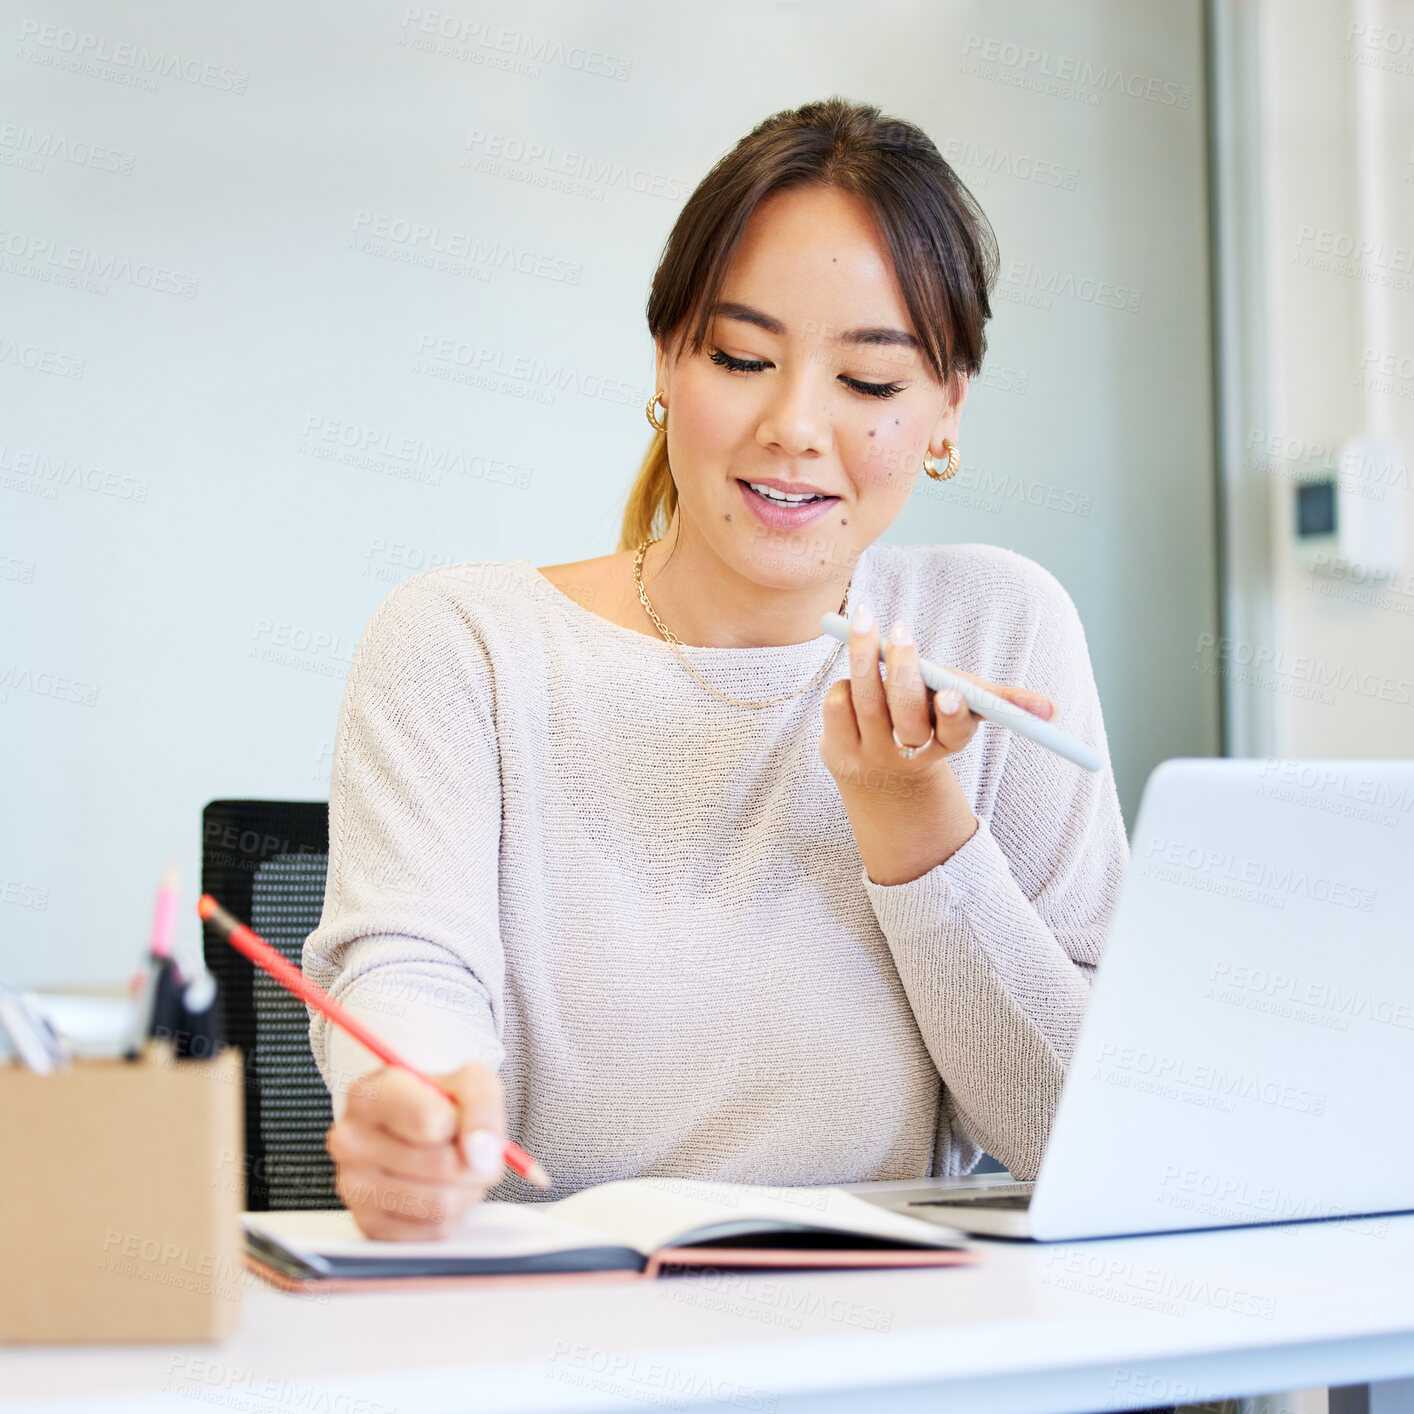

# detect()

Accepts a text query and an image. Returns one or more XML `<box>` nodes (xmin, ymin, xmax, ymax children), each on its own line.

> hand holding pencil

<box><xmin>331</xmin><ymin>1061</ymin><xmax>516</xmax><ymax>1241</ymax></box>
<box><xmin>198</xmin><ymin>894</ymin><xmax>550</xmax><ymax>1241</ymax></box>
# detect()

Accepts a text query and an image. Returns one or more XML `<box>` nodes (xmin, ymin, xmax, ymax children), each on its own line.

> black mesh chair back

<box><xmin>201</xmin><ymin>800</ymin><xmax>341</xmax><ymax>1211</ymax></box>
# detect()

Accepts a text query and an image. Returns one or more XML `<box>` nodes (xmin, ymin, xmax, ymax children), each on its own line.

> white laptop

<box><xmin>852</xmin><ymin>758</ymin><xmax>1414</xmax><ymax>1240</ymax></box>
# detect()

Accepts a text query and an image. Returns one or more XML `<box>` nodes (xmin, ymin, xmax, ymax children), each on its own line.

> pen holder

<box><xmin>0</xmin><ymin>1041</ymin><xmax>245</xmax><ymax>1343</ymax></box>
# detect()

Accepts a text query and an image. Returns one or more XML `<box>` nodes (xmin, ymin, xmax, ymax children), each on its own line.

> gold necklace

<box><xmin>632</xmin><ymin>537</ymin><xmax>851</xmax><ymax>710</ymax></box>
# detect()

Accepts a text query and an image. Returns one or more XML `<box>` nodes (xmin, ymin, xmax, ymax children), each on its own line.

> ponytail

<box><xmin>617</xmin><ymin>427</ymin><xmax>677</xmax><ymax>552</ymax></box>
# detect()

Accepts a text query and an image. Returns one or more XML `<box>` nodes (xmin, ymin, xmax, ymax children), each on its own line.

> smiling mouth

<box><xmin>739</xmin><ymin>480</ymin><xmax>839</xmax><ymax>506</ymax></box>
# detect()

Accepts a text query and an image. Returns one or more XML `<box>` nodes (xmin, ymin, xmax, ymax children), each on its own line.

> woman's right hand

<box><xmin>325</xmin><ymin>1062</ymin><xmax>507</xmax><ymax>1240</ymax></box>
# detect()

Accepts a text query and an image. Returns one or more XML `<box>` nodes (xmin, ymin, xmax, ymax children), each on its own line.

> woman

<box><xmin>304</xmin><ymin>96</ymin><xmax>1128</xmax><ymax>1240</ymax></box>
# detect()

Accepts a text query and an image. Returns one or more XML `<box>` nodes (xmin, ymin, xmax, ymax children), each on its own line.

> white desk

<box><xmin>4</xmin><ymin>1214</ymin><xmax>1414</xmax><ymax>1414</ymax></box>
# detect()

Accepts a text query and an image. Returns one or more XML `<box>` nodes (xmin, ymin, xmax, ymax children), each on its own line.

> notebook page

<box><xmin>551</xmin><ymin>1178</ymin><xmax>968</xmax><ymax>1253</ymax></box>
<box><xmin>243</xmin><ymin>1204</ymin><xmax>630</xmax><ymax>1270</ymax></box>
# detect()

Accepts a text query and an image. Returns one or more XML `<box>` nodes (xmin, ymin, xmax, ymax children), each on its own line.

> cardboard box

<box><xmin>0</xmin><ymin>1041</ymin><xmax>244</xmax><ymax>1343</ymax></box>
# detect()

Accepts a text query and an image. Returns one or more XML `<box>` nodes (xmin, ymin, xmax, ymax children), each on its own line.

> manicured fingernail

<box><xmin>938</xmin><ymin>689</ymin><xmax>962</xmax><ymax>716</ymax></box>
<box><xmin>465</xmin><ymin>1129</ymin><xmax>503</xmax><ymax>1179</ymax></box>
<box><xmin>889</xmin><ymin>621</ymin><xmax>913</xmax><ymax>647</ymax></box>
<box><xmin>851</xmin><ymin>604</ymin><xmax>874</xmax><ymax>634</ymax></box>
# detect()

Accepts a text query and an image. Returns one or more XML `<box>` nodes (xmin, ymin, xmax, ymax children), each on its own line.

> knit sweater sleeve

<box><xmin>860</xmin><ymin>558</ymin><xmax>1128</xmax><ymax>1181</ymax></box>
<box><xmin>302</xmin><ymin>576</ymin><xmax>506</xmax><ymax>1119</ymax></box>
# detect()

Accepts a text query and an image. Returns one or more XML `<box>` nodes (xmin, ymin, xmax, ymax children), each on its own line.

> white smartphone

<box><xmin>820</xmin><ymin>612</ymin><xmax>1105</xmax><ymax>773</ymax></box>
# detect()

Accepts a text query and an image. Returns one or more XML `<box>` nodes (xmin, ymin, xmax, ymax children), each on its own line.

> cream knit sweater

<box><xmin>303</xmin><ymin>541</ymin><xmax>1129</xmax><ymax>1197</ymax></box>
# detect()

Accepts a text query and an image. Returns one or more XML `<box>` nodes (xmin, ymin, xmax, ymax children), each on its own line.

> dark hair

<box><xmin>620</xmin><ymin>95</ymin><xmax>999</xmax><ymax>550</ymax></box>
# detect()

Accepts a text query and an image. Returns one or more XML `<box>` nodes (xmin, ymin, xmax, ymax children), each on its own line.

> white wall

<box><xmin>1253</xmin><ymin>0</ymin><xmax>1414</xmax><ymax>757</ymax></box>
<box><xmin>1</xmin><ymin>0</ymin><xmax>1220</xmax><ymax>989</ymax></box>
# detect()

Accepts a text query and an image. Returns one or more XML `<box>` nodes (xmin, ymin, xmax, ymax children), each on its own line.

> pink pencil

<box><xmin>121</xmin><ymin>862</ymin><xmax>181</xmax><ymax>1058</ymax></box>
<box><xmin>149</xmin><ymin>861</ymin><xmax>180</xmax><ymax>958</ymax></box>
<box><xmin>197</xmin><ymin>893</ymin><xmax>550</xmax><ymax>1188</ymax></box>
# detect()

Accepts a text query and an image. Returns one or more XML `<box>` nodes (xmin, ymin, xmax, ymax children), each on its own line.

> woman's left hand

<box><xmin>819</xmin><ymin>605</ymin><xmax>1055</xmax><ymax>887</ymax></box>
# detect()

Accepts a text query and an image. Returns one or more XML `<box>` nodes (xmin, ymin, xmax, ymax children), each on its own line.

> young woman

<box><xmin>304</xmin><ymin>96</ymin><xmax>1128</xmax><ymax>1240</ymax></box>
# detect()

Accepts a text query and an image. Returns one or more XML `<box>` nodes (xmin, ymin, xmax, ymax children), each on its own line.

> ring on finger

<box><xmin>891</xmin><ymin>726</ymin><xmax>934</xmax><ymax>760</ymax></box>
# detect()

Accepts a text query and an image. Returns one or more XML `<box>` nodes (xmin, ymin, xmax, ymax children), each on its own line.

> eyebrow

<box><xmin>709</xmin><ymin>300</ymin><xmax>919</xmax><ymax>351</ymax></box>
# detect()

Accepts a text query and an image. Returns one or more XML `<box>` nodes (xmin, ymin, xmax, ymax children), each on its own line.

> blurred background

<box><xmin>2</xmin><ymin>0</ymin><xmax>1410</xmax><ymax>989</ymax></box>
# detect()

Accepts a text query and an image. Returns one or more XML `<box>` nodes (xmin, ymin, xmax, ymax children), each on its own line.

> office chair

<box><xmin>200</xmin><ymin>800</ymin><xmax>339</xmax><ymax>1211</ymax></box>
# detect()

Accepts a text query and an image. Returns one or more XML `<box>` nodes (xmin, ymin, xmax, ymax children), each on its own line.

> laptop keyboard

<box><xmin>908</xmin><ymin>1183</ymin><xmax>1035</xmax><ymax>1212</ymax></box>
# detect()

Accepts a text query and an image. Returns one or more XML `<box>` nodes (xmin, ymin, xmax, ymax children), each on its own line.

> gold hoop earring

<box><xmin>645</xmin><ymin>391</ymin><xmax>667</xmax><ymax>432</ymax></box>
<box><xmin>924</xmin><ymin>439</ymin><xmax>960</xmax><ymax>481</ymax></box>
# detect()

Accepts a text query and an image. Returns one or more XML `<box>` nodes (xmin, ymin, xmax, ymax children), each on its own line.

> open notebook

<box><xmin>243</xmin><ymin>1178</ymin><xmax>977</xmax><ymax>1288</ymax></box>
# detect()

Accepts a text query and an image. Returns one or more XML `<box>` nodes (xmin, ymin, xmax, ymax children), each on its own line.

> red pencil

<box><xmin>197</xmin><ymin>893</ymin><xmax>550</xmax><ymax>1189</ymax></box>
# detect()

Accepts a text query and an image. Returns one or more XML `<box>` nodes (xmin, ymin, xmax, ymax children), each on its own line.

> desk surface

<box><xmin>5</xmin><ymin>1213</ymin><xmax>1414</xmax><ymax>1414</ymax></box>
